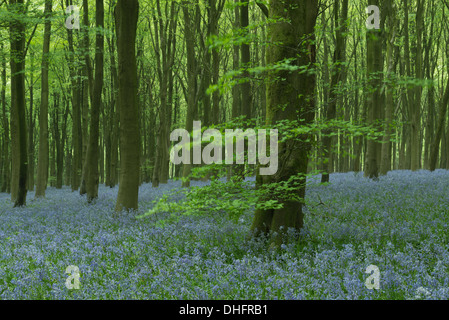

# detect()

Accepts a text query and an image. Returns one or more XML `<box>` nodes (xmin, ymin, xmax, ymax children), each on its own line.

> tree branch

<box><xmin>255</xmin><ymin>1</ymin><xmax>268</xmax><ymax>18</ymax></box>
<box><xmin>23</xmin><ymin>23</ymin><xmax>38</xmax><ymax>59</ymax></box>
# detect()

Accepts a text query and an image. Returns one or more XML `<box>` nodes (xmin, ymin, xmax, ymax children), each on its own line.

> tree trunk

<box><xmin>380</xmin><ymin>0</ymin><xmax>396</xmax><ymax>175</ymax></box>
<box><xmin>364</xmin><ymin>0</ymin><xmax>382</xmax><ymax>179</ymax></box>
<box><xmin>410</xmin><ymin>0</ymin><xmax>424</xmax><ymax>171</ymax></box>
<box><xmin>115</xmin><ymin>0</ymin><xmax>140</xmax><ymax>212</ymax></box>
<box><xmin>27</xmin><ymin>53</ymin><xmax>35</xmax><ymax>191</ymax></box>
<box><xmin>1</xmin><ymin>43</ymin><xmax>10</xmax><ymax>193</ymax></box>
<box><xmin>35</xmin><ymin>0</ymin><xmax>52</xmax><ymax>197</ymax></box>
<box><xmin>10</xmin><ymin>0</ymin><xmax>28</xmax><ymax>207</ymax></box>
<box><xmin>251</xmin><ymin>0</ymin><xmax>318</xmax><ymax>246</ymax></box>
<box><xmin>181</xmin><ymin>1</ymin><xmax>200</xmax><ymax>188</ymax></box>
<box><xmin>430</xmin><ymin>76</ymin><xmax>449</xmax><ymax>171</ymax></box>
<box><xmin>82</xmin><ymin>0</ymin><xmax>104</xmax><ymax>202</ymax></box>
<box><xmin>321</xmin><ymin>0</ymin><xmax>348</xmax><ymax>182</ymax></box>
<box><xmin>79</xmin><ymin>0</ymin><xmax>93</xmax><ymax>195</ymax></box>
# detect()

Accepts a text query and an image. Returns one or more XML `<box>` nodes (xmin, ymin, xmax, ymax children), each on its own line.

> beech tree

<box><xmin>251</xmin><ymin>0</ymin><xmax>319</xmax><ymax>245</ymax></box>
<box><xmin>9</xmin><ymin>0</ymin><xmax>28</xmax><ymax>207</ymax></box>
<box><xmin>114</xmin><ymin>0</ymin><xmax>140</xmax><ymax>212</ymax></box>
<box><xmin>82</xmin><ymin>0</ymin><xmax>104</xmax><ymax>202</ymax></box>
<box><xmin>35</xmin><ymin>0</ymin><xmax>52</xmax><ymax>198</ymax></box>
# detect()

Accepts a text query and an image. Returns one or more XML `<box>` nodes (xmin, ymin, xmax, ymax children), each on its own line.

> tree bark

<box><xmin>9</xmin><ymin>0</ymin><xmax>28</xmax><ymax>206</ymax></box>
<box><xmin>321</xmin><ymin>0</ymin><xmax>348</xmax><ymax>182</ymax></box>
<box><xmin>251</xmin><ymin>0</ymin><xmax>318</xmax><ymax>246</ymax></box>
<box><xmin>181</xmin><ymin>1</ymin><xmax>200</xmax><ymax>188</ymax></box>
<box><xmin>82</xmin><ymin>0</ymin><xmax>104</xmax><ymax>202</ymax></box>
<box><xmin>380</xmin><ymin>0</ymin><xmax>396</xmax><ymax>175</ymax></box>
<box><xmin>115</xmin><ymin>0</ymin><xmax>140</xmax><ymax>212</ymax></box>
<box><xmin>35</xmin><ymin>0</ymin><xmax>52</xmax><ymax>197</ymax></box>
<box><xmin>364</xmin><ymin>0</ymin><xmax>382</xmax><ymax>179</ymax></box>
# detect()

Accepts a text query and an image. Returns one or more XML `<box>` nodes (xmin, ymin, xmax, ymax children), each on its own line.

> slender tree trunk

<box><xmin>107</xmin><ymin>28</ymin><xmax>119</xmax><ymax>188</ymax></box>
<box><xmin>430</xmin><ymin>76</ymin><xmax>449</xmax><ymax>171</ymax></box>
<box><xmin>227</xmin><ymin>0</ymin><xmax>241</xmax><ymax>181</ymax></box>
<box><xmin>35</xmin><ymin>0</ymin><xmax>52</xmax><ymax>197</ymax></box>
<box><xmin>181</xmin><ymin>1</ymin><xmax>200</xmax><ymax>188</ymax></box>
<box><xmin>28</xmin><ymin>53</ymin><xmax>35</xmax><ymax>191</ymax></box>
<box><xmin>380</xmin><ymin>0</ymin><xmax>396</xmax><ymax>175</ymax></box>
<box><xmin>410</xmin><ymin>0</ymin><xmax>424</xmax><ymax>170</ymax></box>
<box><xmin>82</xmin><ymin>0</ymin><xmax>104</xmax><ymax>202</ymax></box>
<box><xmin>364</xmin><ymin>0</ymin><xmax>382</xmax><ymax>179</ymax></box>
<box><xmin>1</xmin><ymin>43</ymin><xmax>10</xmax><ymax>193</ymax></box>
<box><xmin>65</xmin><ymin>0</ymin><xmax>82</xmax><ymax>191</ymax></box>
<box><xmin>79</xmin><ymin>0</ymin><xmax>93</xmax><ymax>195</ymax></box>
<box><xmin>321</xmin><ymin>0</ymin><xmax>348</xmax><ymax>182</ymax></box>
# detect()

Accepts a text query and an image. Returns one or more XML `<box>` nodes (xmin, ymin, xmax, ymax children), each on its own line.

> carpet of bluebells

<box><xmin>1</xmin><ymin>170</ymin><xmax>449</xmax><ymax>299</ymax></box>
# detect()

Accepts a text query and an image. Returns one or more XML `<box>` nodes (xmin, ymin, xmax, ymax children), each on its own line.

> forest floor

<box><xmin>1</xmin><ymin>170</ymin><xmax>449</xmax><ymax>299</ymax></box>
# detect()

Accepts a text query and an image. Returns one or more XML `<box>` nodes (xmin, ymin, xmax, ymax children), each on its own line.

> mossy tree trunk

<box><xmin>251</xmin><ymin>0</ymin><xmax>318</xmax><ymax>246</ymax></box>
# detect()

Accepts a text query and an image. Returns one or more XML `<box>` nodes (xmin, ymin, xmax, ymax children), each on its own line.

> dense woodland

<box><xmin>1</xmin><ymin>0</ymin><xmax>448</xmax><ymax>245</ymax></box>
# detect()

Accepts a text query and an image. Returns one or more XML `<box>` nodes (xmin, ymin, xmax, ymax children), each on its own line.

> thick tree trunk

<box><xmin>251</xmin><ymin>0</ymin><xmax>318</xmax><ymax>246</ymax></box>
<box><xmin>10</xmin><ymin>0</ymin><xmax>28</xmax><ymax>206</ymax></box>
<box><xmin>115</xmin><ymin>0</ymin><xmax>140</xmax><ymax>212</ymax></box>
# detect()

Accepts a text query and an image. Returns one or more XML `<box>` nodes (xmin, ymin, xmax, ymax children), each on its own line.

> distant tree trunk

<box><xmin>429</xmin><ymin>76</ymin><xmax>449</xmax><ymax>171</ymax></box>
<box><xmin>240</xmin><ymin>0</ymin><xmax>251</xmax><ymax>122</ymax></box>
<box><xmin>227</xmin><ymin>0</ymin><xmax>241</xmax><ymax>181</ymax></box>
<box><xmin>410</xmin><ymin>0</ymin><xmax>424</xmax><ymax>170</ymax></box>
<box><xmin>251</xmin><ymin>0</ymin><xmax>318</xmax><ymax>246</ymax></box>
<box><xmin>53</xmin><ymin>93</ymin><xmax>64</xmax><ymax>189</ymax></box>
<box><xmin>380</xmin><ymin>0</ymin><xmax>396</xmax><ymax>175</ymax></box>
<box><xmin>35</xmin><ymin>0</ymin><xmax>52</xmax><ymax>197</ymax></box>
<box><xmin>65</xmin><ymin>0</ymin><xmax>82</xmax><ymax>192</ymax></box>
<box><xmin>106</xmin><ymin>28</ymin><xmax>119</xmax><ymax>188</ymax></box>
<box><xmin>82</xmin><ymin>0</ymin><xmax>104</xmax><ymax>202</ymax></box>
<box><xmin>9</xmin><ymin>0</ymin><xmax>28</xmax><ymax>206</ymax></box>
<box><xmin>364</xmin><ymin>0</ymin><xmax>382</xmax><ymax>179</ymax></box>
<box><xmin>211</xmin><ymin>0</ymin><xmax>224</xmax><ymax>125</ymax></box>
<box><xmin>423</xmin><ymin>3</ymin><xmax>436</xmax><ymax>170</ymax></box>
<box><xmin>79</xmin><ymin>0</ymin><xmax>94</xmax><ymax>195</ymax></box>
<box><xmin>1</xmin><ymin>43</ymin><xmax>10</xmax><ymax>193</ymax></box>
<box><xmin>115</xmin><ymin>0</ymin><xmax>140</xmax><ymax>212</ymax></box>
<box><xmin>321</xmin><ymin>0</ymin><xmax>348</xmax><ymax>182</ymax></box>
<box><xmin>151</xmin><ymin>0</ymin><xmax>177</xmax><ymax>188</ymax></box>
<box><xmin>27</xmin><ymin>52</ymin><xmax>35</xmax><ymax>191</ymax></box>
<box><xmin>181</xmin><ymin>1</ymin><xmax>200</xmax><ymax>188</ymax></box>
<box><xmin>352</xmin><ymin>33</ymin><xmax>362</xmax><ymax>172</ymax></box>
